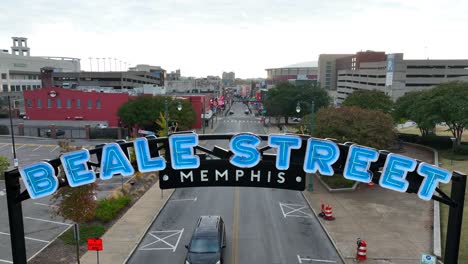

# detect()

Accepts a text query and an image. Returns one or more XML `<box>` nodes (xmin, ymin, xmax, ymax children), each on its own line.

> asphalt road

<box><xmin>0</xmin><ymin>137</ymin><xmax>129</xmax><ymax>262</ymax></box>
<box><xmin>128</xmin><ymin>102</ymin><xmax>343</xmax><ymax>264</ymax></box>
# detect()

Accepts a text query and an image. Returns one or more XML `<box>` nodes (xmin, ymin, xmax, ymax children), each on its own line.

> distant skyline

<box><xmin>1</xmin><ymin>0</ymin><xmax>467</xmax><ymax>78</ymax></box>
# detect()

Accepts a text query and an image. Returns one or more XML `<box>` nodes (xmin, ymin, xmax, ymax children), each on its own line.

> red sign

<box><xmin>87</xmin><ymin>238</ymin><xmax>103</xmax><ymax>251</ymax></box>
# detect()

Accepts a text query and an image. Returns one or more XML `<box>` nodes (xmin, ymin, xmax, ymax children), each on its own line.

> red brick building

<box><xmin>23</xmin><ymin>87</ymin><xmax>212</xmax><ymax>129</ymax></box>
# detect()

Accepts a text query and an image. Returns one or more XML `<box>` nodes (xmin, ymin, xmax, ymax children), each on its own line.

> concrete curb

<box><xmin>301</xmin><ymin>191</ymin><xmax>347</xmax><ymax>264</ymax></box>
<box><xmin>316</xmin><ymin>174</ymin><xmax>359</xmax><ymax>192</ymax></box>
<box><xmin>403</xmin><ymin>142</ymin><xmax>441</xmax><ymax>258</ymax></box>
<box><xmin>122</xmin><ymin>188</ymin><xmax>175</xmax><ymax>264</ymax></box>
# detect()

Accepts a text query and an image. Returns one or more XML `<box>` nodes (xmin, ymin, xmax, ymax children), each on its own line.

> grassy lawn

<box><xmin>398</xmin><ymin>125</ymin><xmax>468</xmax><ymax>142</ymax></box>
<box><xmin>438</xmin><ymin>155</ymin><xmax>468</xmax><ymax>263</ymax></box>
<box><xmin>60</xmin><ymin>224</ymin><xmax>106</xmax><ymax>245</ymax></box>
<box><xmin>318</xmin><ymin>174</ymin><xmax>356</xmax><ymax>189</ymax></box>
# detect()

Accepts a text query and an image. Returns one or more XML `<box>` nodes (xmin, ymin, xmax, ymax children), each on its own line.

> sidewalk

<box><xmin>264</xmin><ymin>124</ymin><xmax>434</xmax><ymax>263</ymax></box>
<box><xmin>80</xmin><ymin>183</ymin><xmax>174</xmax><ymax>264</ymax></box>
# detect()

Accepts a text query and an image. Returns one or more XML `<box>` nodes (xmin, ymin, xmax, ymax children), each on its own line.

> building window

<box><xmin>47</xmin><ymin>98</ymin><xmax>51</xmax><ymax>108</ymax></box>
<box><xmin>96</xmin><ymin>99</ymin><xmax>101</xmax><ymax>109</ymax></box>
<box><xmin>26</xmin><ymin>85</ymin><xmax>31</xmax><ymax>90</ymax></box>
<box><xmin>57</xmin><ymin>98</ymin><xmax>61</xmax><ymax>108</ymax></box>
<box><xmin>2</xmin><ymin>85</ymin><xmax>7</xmax><ymax>92</ymax></box>
<box><xmin>67</xmin><ymin>99</ymin><xmax>71</xmax><ymax>109</ymax></box>
<box><xmin>88</xmin><ymin>100</ymin><xmax>92</xmax><ymax>109</ymax></box>
<box><xmin>15</xmin><ymin>85</ymin><xmax>20</xmax><ymax>91</ymax></box>
<box><xmin>77</xmin><ymin>99</ymin><xmax>81</xmax><ymax>109</ymax></box>
<box><xmin>37</xmin><ymin>99</ymin><xmax>42</xmax><ymax>108</ymax></box>
<box><xmin>27</xmin><ymin>99</ymin><xmax>32</xmax><ymax>108</ymax></box>
<box><xmin>1</xmin><ymin>73</ymin><xmax>6</xmax><ymax>79</ymax></box>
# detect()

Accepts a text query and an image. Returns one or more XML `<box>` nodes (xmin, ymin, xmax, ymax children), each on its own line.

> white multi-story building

<box><xmin>336</xmin><ymin>53</ymin><xmax>468</xmax><ymax>104</ymax></box>
<box><xmin>0</xmin><ymin>37</ymin><xmax>80</xmax><ymax>96</ymax></box>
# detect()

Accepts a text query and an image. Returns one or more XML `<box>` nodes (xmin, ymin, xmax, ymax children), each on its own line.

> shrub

<box><xmin>0</xmin><ymin>112</ymin><xmax>9</xmax><ymax>118</ymax></box>
<box><xmin>0</xmin><ymin>125</ymin><xmax>9</xmax><ymax>135</ymax></box>
<box><xmin>95</xmin><ymin>195</ymin><xmax>132</xmax><ymax>223</ymax></box>
<box><xmin>60</xmin><ymin>224</ymin><xmax>105</xmax><ymax>245</ymax></box>
<box><xmin>0</xmin><ymin>156</ymin><xmax>10</xmax><ymax>180</ymax></box>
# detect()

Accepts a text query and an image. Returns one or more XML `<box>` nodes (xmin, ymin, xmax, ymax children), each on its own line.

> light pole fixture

<box><xmin>177</xmin><ymin>101</ymin><xmax>182</xmax><ymax>111</ymax></box>
<box><xmin>296</xmin><ymin>100</ymin><xmax>315</xmax><ymax>192</ymax></box>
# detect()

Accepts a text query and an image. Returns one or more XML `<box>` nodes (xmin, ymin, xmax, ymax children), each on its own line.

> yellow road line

<box><xmin>231</xmin><ymin>187</ymin><xmax>240</xmax><ymax>264</ymax></box>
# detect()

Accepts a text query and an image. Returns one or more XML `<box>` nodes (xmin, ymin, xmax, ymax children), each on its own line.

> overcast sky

<box><xmin>1</xmin><ymin>0</ymin><xmax>467</xmax><ymax>78</ymax></box>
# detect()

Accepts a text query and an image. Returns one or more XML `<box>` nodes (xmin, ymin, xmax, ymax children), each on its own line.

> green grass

<box><xmin>95</xmin><ymin>195</ymin><xmax>132</xmax><ymax>223</ymax></box>
<box><xmin>398</xmin><ymin>125</ymin><xmax>468</xmax><ymax>142</ymax></box>
<box><xmin>59</xmin><ymin>224</ymin><xmax>106</xmax><ymax>245</ymax></box>
<box><xmin>438</xmin><ymin>155</ymin><xmax>468</xmax><ymax>263</ymax></box>
<box><xmin>319</xmin><ymin>174</ymin><xmax>356</xmax><ymax>189</ymax></box>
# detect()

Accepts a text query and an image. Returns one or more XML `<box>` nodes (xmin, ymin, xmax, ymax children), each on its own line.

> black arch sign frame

<box><xmin>4</xmin><ymin>133</ymin><xmax>467</xmax><ymax>263</ymax></box>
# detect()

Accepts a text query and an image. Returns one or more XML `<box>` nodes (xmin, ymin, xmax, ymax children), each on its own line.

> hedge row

<box><xmin>397</xmin><ymin>133</ymin><xmax>455</xmax><ymax>150</ymax></box>
<box><xmin>95</xmin><ymin>195</ymin><xmax>132</xmax><ymax>223</ymax></box>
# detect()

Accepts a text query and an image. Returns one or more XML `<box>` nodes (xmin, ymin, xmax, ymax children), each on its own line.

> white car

<box><xmin>96</xmin><ymin>123</ymin><xmax>108</xmax><ymax>129</ymax></box>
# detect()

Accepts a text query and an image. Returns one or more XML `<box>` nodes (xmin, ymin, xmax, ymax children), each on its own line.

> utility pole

<box><xmin>89</xmin><ymin>57</ymin><xmax>93</xmax><ymax>71</ymax></box>
<box><xmin>202</xmin><ymin>98</ymin><xmax>206</xmax><ymax>134</ymax></box>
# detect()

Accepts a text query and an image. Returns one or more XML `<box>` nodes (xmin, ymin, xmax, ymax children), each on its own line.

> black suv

<box><xmin>185</xmin><ymin>216</ymin><xmax>226</xmax><ymax>264</ymax></box>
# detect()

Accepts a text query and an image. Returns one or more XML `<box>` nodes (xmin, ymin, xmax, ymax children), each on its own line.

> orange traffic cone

<box><xmin>319</xmin><ymin>202</ymin><xmax>325</xmax><ymax>217</ymax></box>
<box><xmin>356</xmin><ymin>239</ymin><xmax>367</xmax><ymax>261</ymax></box>
<box><xmin>368</xmin><ymin>182</ymin><xmax>375</xmax><ymax>189</ymax></box>
<box><xmin>324</xmin><ymin>204</ymin><xmax>335</xmax><ymax>221</ymax></box>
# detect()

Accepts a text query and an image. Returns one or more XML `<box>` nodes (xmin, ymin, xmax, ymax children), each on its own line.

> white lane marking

<box><xmin>32</xmin><ymin>145</ymin><xmax>42</xmax><ymax>151</ymax></box>
<box><xmin>50</xmin><ymin>146</ymin><xmax>59</xmax><ymax>152</ymax></box>
<box><xmin>0</xmin><ymin>231</ymin><xmax>50</xmax><ymax>243</ymax></box>
<box><xmin>16</xmin><ymin>145</ymin><xmax>26</xmax><ymax>150</ymax></box>
<box><xmin>27</xmin><ymin>225</ymin><xmax>73</xmax><ymax>262</ymax></box>
<box><xmin>0</xmin><ymin>259</ymin><xmax>13</xmax><ymax>263</ymax></box>
<box><xmin>0</xmin><ymin>144</ymin><xmax>9</xmax><ymax>150</ymax></box>
<box><xmin>34</xmin><ymin>202</ymin><xmax>58</xmax><ymax>208</ymax></box>
<box><xmin>279</xmin><ymin>203</ymin><xmax>313</xmax><ymax>218</ymax></box>
<box><xmin>24</xmin><ymin>216</ymin><xmax>72</xmax><ymax>226</ymax></box>
<box><xmin>139</xmin><ymin>229</ymin><xmax>184</xmax><ymax>252</ymax></box>
<box><xmin>170</xmin><ymin>197</ymin><xmax>197</xmax><ymax>202</ymax></box>
<box><xmin>297</xmin><ymin>255</ymin><xmax>337</xmax><ymax>263</ymax></box>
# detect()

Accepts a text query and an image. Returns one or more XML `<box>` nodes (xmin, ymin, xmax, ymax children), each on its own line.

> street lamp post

<box><xmin>165</xmin><ymin>99</ymin><xmax>183</xmax><ymax>136</ymax></box>
<box><xmin>296</xmin><ymin>100</ymin><xmax>315</xmax><ymax>192</ymax></box>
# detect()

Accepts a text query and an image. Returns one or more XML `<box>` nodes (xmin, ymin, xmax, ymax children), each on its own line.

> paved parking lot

<box><xmin>0</xmin><ymin>140</ymin><xmax>128</xmax><ymax>262</ymax></box>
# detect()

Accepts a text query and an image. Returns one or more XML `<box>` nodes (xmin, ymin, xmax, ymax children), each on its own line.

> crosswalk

<box><xmin>222</xmin><ymin>119</ymin><xmax>262</xmax><ymax>123</ymax></box>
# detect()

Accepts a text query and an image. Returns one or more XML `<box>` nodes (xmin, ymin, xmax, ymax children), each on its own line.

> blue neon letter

<box><xmin>61</xmin><ymin>149</ymin><xmax>96</xmax><ymax>187</ymax></box>
<box><xmin>343</xmin><ymin>145</ymin><xmax>379</xmax><ymax>182</ymax></box>
<box><xmin>303</xmin><ymin>139</ymin><xmax>340</xmax><ymax>176</ymax></box>
<box><xmin>268</xmin><ymin>134</ymin><xmax>301</xmax><ymax>170</ymax></box>
<box><xmin>100</xmin><ymin>143</ymin><xmax>135</xmax><ymax>180</ymax></box>
<box><xmin>417</xmin><ymin>163</ymin><xmax>452</xmax><ymax>201</ymax></box>
<box><xmin>169</xmin><ymin>133</ymin><xmax>200</xmax><ymax>170</ymax></box>
<box><xmin>20</xmin><ymin>162</ymin><xmax>58</xmax><ymax>199</ymax></box>
<box><xmin>134</xmin><ymin>138</ymin><xmax>166</xmax><ymax>172</ymax></box>
<box><xmin>379</xmin><ymin>153</ymin><xmax>416</xmax><ymax>192</ymax></box>
<box><xmin>230</xmin><ymin>134</ymin><xmax>261</xmax><ymax>168</ymax></box>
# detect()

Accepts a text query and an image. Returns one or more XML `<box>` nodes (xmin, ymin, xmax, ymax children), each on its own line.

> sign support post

<box><xmin>74</xmin><ymin>224</ymin><xmax>80</xmax><ymax>264</ymax></box>
<box><xmin>308</xmin><ymin>100</ymin><xmax>314</xmax><ymax>192</ymax></box>
<box><xmin>444</xmin><ymin>171</ymin><xmax>467</xmax><ymax>264</ymax></box>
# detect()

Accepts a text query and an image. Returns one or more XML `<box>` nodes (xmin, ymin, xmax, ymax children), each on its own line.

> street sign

<box><xmin>420</xmin><ymin>253</ymin><xmax>436</xmax><ymax>264</ymax></box>
<box><xmin>87</xmin><ymin>238</ymin><xmax>103</xmax><ymax>251</ymax></box>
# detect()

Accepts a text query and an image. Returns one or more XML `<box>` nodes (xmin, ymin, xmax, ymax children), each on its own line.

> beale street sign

<box><xmin>18</xmin><ymin>132</ymin><xmax>452</xmax><ymax>201</ymax></box>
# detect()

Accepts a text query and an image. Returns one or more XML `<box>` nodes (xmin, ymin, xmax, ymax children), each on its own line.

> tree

<box><xmin>118</xmin><ymin>96</ymin><xmax>196</xmax><ymax>133</ymax></box>
<box><xmin>51</xmin><ymin>141</ymin><xmax>97</xmax><ymax>223</ymax></box>
<box><xmin>394</xmin><ymin>91</ymin><xmax>436</xmax><ymax>136</ymax></box>
<box><xmin>426</xmin><ymin>81</ymin><xmax>468</xmax><ymax>145</ymax></box>
<box><xmin>314</xmin><ymin>106</ymin><xmax>396</xmax><ymax>149</ymax></box>
<box><xmin>264</xmin><ymin>82</ymin><xmax>330</xmax><ymax>125</ymax></box>
<box><xmin>342</xmin><ymin>90</ymin><xmax>394</xmax><ymax>113</ymax></box>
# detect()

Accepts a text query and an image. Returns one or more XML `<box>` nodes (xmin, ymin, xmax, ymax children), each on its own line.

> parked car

<box><xmin>185</xmin><ymin>216</ymin><xmax>226</xmax><ymax>264</ymax></box>
<box><xmin>96</xmin><ymin>123</ymin><xmax>108</xmax><ymax>129</ymax></box>
<box><xmin>46</xmin><ymin>129</ymin><xmax>65</xmax><ymax>137</ymax></box>
<box><xmin>228</xmin><ymin>111</ymin><xmax>234</xmax><ymax>115</ymax></box>
<box><xmin>244</xmin><ymin>109</ymin><xmax>249</xmax><ymax>115</ymax></box>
